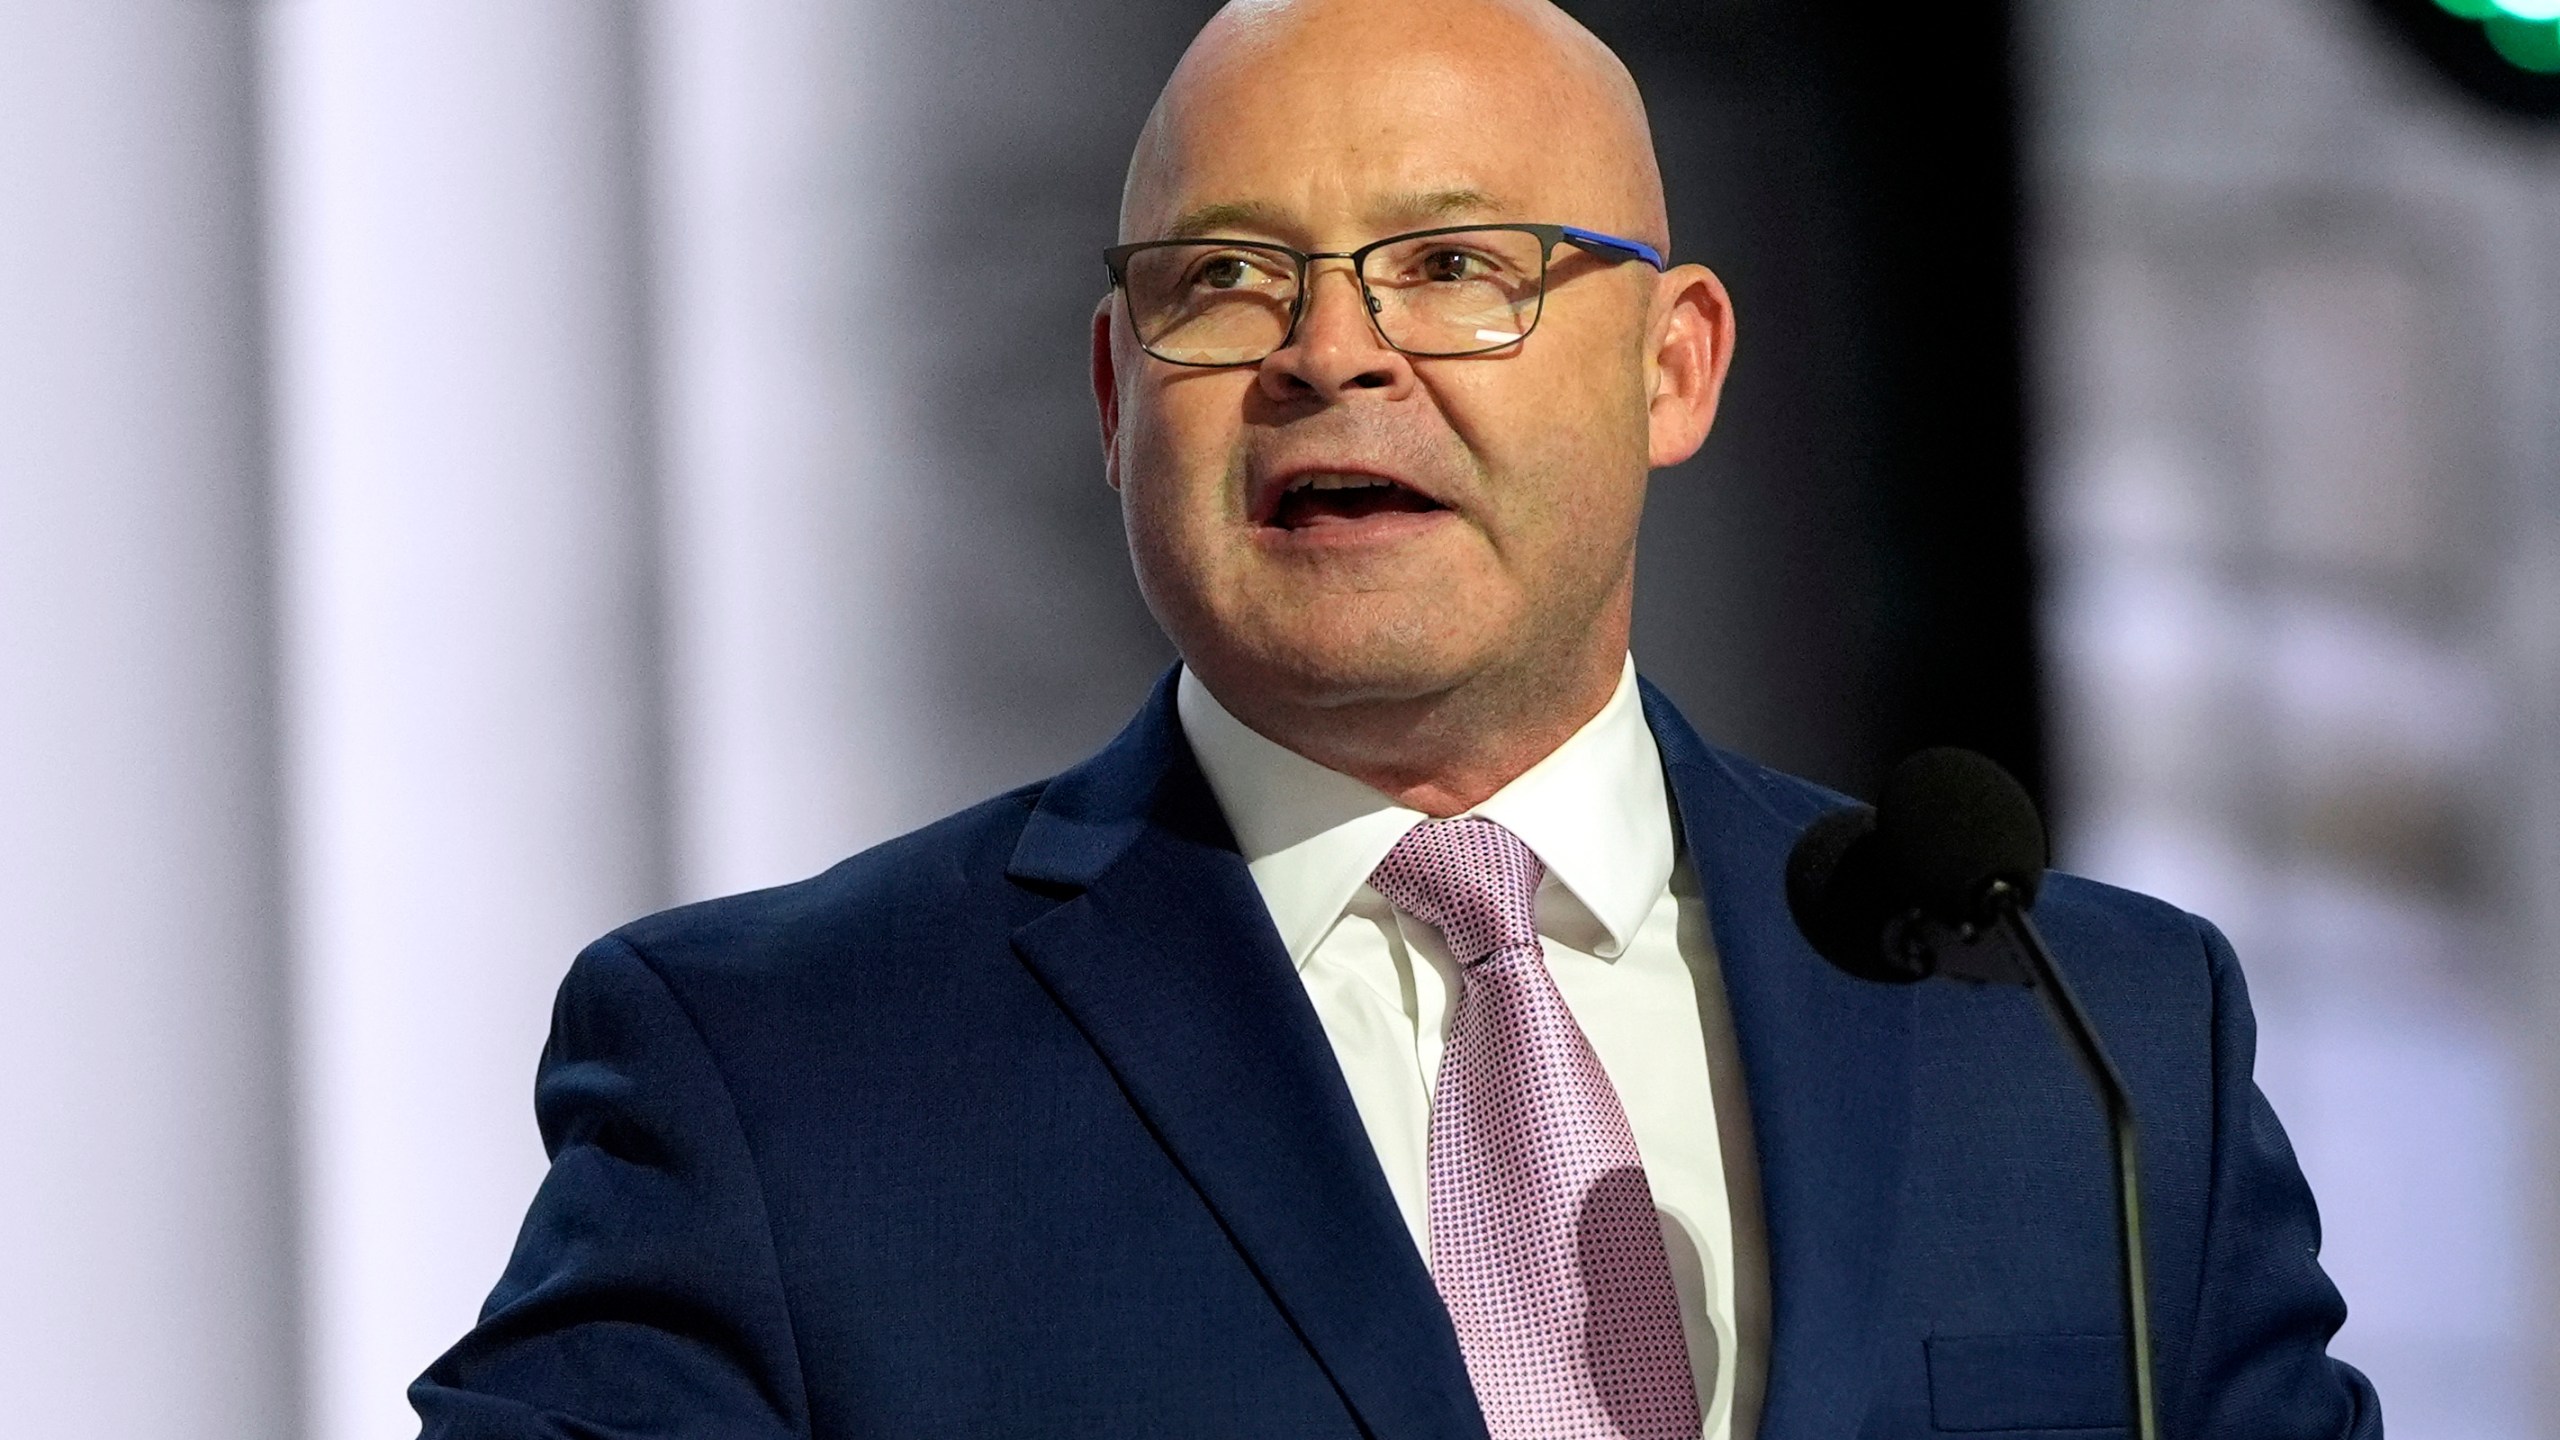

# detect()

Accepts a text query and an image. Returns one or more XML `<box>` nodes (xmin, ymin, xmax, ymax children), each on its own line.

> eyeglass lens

<box><xmin>1120</xmin><ymin>228</ymin><xmax>1547</xmax><ymax>366</ymax></box>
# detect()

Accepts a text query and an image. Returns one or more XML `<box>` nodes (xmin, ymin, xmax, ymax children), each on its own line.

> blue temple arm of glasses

<box><xmin>1558</xmin><ymin>225</ymin><xmax>1666</xmax><ymax>270</ymax></box>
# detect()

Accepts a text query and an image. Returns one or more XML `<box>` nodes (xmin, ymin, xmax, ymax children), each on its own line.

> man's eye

<box><xmin>1421</xmin><ymin>249</ymin><xmax>1485</xmax><ymax>282</ymax></box>
<box><xmin>1193</xmin><ymin>254</ymin><xmax>1274</xmax><ymax>290</ymax></box>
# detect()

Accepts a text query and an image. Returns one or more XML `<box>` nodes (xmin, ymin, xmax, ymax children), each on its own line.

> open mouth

<box><xmin>1266</xmin><ymin>472</ymin><xmax>1449</xmax><ymax>530</ymax></box>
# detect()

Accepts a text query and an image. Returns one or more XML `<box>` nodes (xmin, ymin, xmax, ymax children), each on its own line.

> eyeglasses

<box><xmin>1102</xmin><ymin>222</ymin><xmax>1667</xmax><ymax>367</ymax></box>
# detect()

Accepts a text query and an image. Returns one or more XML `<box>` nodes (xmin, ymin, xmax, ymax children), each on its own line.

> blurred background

<box><xmin>2</xmin><ymin>0</ymin><xmax>2554</xmax><ymax>1435</ymax></box>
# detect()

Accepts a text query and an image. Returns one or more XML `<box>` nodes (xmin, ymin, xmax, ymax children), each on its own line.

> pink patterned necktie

<box><xmin>1369</xmin><ymin>817</ymin><xmax>1701</xmax><ymax>1440</ymax></box>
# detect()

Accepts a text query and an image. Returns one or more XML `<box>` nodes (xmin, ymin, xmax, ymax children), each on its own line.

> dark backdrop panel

<box><xmin>1583</xmin><ymin>0</ymin><xmax>2042</xmax><ymax>804</ymax></box>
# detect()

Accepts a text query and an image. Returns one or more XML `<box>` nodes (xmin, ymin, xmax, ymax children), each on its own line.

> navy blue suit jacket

<box><xmin>415</xmin><ymin>676</ymin><xmax>2380</xmax><ymax>1438</ymax></box>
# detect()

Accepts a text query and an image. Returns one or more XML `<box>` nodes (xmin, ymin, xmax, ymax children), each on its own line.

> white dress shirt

<box><xmin>1176</xmin><ymin>658</ymin><xmax>1767</xmax><ymax>1440</ymax></box>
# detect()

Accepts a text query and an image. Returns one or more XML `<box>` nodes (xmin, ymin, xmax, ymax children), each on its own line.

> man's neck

<box><xmin>1200</xmin><ymin>647</ymin><xmax>1629</xmax><ymax>818</ymax></box>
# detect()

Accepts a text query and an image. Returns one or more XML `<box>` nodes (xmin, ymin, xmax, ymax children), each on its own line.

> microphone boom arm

<box><xmin>1982</xmin><ymin>879</ymin><xmax>2160</xmax><ymax>1440</ymax></box>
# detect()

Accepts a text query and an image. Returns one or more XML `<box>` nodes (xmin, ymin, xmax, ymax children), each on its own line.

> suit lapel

<box><xmin>1008</xmin><ymin>676</ymin><xmax>1487</xmax><ymax>1440</ymax></box>
<box><xmin>1645</xmin><ymin>684</ymin><xmax>1914</xmax><ymax>1440</ymax></box>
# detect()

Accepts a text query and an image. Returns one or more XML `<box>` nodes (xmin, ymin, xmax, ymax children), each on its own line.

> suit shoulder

<box><xmin>2025</xmin><ymin>870</ymin><xmax>2232</xmax><ymax>1054</ymax></box>
<box><xmin>2036</xmin><ymin>869</ymin><xmax>2215</xmax><ymax>967</ymax></box>
<box><xmin>598</xmin><ymin>782</ymin><xmax>1049</xmax><ymax>985</ymax></box>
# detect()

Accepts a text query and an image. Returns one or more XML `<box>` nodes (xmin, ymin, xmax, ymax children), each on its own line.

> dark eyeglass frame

<box><xmin>1101</xmin><ymin>222</ymin><xmax>1668</xmax><ymax>367</ymax></box>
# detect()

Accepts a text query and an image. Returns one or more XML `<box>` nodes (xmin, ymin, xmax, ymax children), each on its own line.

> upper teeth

<box><xmin>1293</xmin><ymin>473</ymin><xmax>1390</xmax><ymax>492</ymax></box>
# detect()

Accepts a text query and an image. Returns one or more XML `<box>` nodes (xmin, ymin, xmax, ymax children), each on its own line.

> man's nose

<box><xmin>1258</xmin><ymin>261</ymin><xmax>1416</xmax><ymax>402</ymax></box>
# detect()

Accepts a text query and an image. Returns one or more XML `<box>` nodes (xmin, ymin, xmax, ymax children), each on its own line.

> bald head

<box><xmin>1120</xmin><ymin>0</ymin><xmax>1669</xmax><ymax>253</ymax></box>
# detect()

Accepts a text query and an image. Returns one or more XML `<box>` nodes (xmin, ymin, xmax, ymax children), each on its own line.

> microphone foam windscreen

<box><xmin>1875</xmin><ymin>747</ymin><xmax>2048</xmax><ymax>921</ymax></box>
<box><xmin>1786</xmin><ymin>803</ymin><xmax>1926</xmax><ymax>983</ymax></box>
<box><xmin>1786</xmin><ymin>803</ymin><xmax>1875</xmax><ymax>958</ymax></box>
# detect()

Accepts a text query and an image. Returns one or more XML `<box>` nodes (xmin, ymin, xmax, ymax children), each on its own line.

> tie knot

<box><xmin>1368</xmin><ymin>817</ymin><xmax>1545</xmax><ymax>966</ymax></box>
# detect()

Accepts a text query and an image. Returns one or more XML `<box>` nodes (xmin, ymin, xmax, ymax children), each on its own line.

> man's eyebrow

<box><xmin>1366</xmin><ymin>188</ymin><xmax>1509</xmax><ymax>228</ymax></box>
<box><xmin>1160</xmin><ymin>200</ymin><xmax>1292</xmax><ymax>239</ymax></box>
<box><xmin>1154</xmin><ymin>189</ymin><xmax>1512</xmax><ymax>242</ymax></box>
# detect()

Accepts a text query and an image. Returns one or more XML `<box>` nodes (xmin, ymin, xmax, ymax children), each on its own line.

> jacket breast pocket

<box><xmin>1925</xmin><ymin>1333</ymin><xmax>2128</xmax><ymax>1434</ymax></box>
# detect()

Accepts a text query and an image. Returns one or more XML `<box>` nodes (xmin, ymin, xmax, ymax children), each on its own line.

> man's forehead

<box><xmin>1130</xmin><ymin>125</ymin><xmax>1558</xmax><ymax>244</ymax></box>
<box><xmin>1122</xmin><ymin>0</ymin><xmax>1664</xmax><ymax>248</ymax></box>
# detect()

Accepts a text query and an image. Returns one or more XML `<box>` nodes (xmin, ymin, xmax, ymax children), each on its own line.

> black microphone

<box><xmin>1787</xmin><ymin>749</ymin><xmax>2158</xmax><ymax>1440</ymax></box>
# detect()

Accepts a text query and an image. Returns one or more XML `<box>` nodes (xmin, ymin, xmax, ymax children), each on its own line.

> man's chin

<box><xmin>1160</xmin><ymin>580</ymin><xmax>1523</xmax><ymax>717</ymax></box>
<box><xmin>1220</xmin><ymin>634</ymin><xmax>1488</xmax><ymax>715</ymax></box>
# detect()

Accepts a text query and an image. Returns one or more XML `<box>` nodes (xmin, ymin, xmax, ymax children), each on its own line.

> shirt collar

<box><xmin>1175</xmin><ymin>657</ymin><xmax>1675</xmax><ymax>968</ymax></box>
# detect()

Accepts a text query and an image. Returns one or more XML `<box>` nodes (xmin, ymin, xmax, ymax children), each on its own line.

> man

<box><xmin>414</xmin><ymin>1</ymin><xmax>2381</xmax><ymax>1436</ymax></box>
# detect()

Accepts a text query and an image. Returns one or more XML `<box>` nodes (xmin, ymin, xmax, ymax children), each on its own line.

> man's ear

<box><xmin>1643</xmin><ymin>262</ymin><xmax>1735</xmax><ymax>470</ymax></box>
<box><xmin>1090</xmin><ymin>295</ymin><xmax>1123</xmax><ymax>491</ymax></box>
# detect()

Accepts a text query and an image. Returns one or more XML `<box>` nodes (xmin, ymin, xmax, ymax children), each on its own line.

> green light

<box><xmin>2486</xmin><ymin>15</ymin><xmax>2560</xmax><ymax>70</ymax></box>
<box><xmin>2433</xmin><ymin>0</ymin><xmax>2560</xmax><ymax>72</ymax></box>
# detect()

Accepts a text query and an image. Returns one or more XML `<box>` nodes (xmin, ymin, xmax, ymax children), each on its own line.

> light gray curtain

<box><xmin>2027</xmin><ymin>0</ymin><xmax>2560</xmax><ymax>1429</ymax></box>
<box><xmin>0</xmin><ymin>5</ymin><xmax>296</xmax><ymax>1437</ymax></box>
<box><xmin>2</xmin><ymin>2</ymin><xmax>1187</xmax><ymax>1433</ymax></box>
